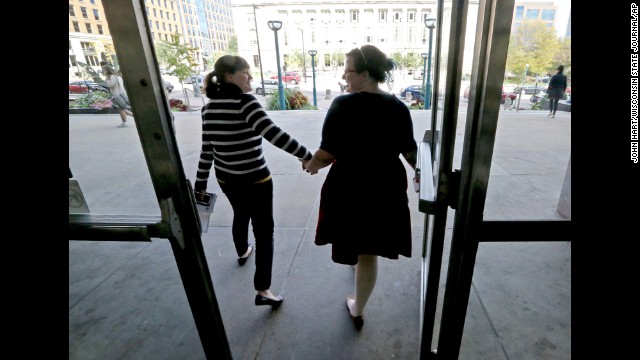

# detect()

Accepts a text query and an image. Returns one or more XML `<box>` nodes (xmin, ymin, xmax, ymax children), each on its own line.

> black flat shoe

<box><xmin>255</xmin><ymin>294</ymin><xmax>284</xmax><ymax>308</ymax></box>
<box><xmin>238</xmin><ymin>245</ymin><xmax>253</xmax><ymax>266</ymax></box>
<box><xmin>346</xmin><ymin>296</ymin><xmax>364</xmax><ymax>330</ymax></box>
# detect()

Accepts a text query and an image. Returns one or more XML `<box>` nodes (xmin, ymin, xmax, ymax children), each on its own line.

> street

<box><xmin>163</xmin><ymin>74</ymin><xmax>541</xmax><ymax>112</ymax></box>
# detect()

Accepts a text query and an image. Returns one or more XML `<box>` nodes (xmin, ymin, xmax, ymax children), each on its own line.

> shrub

<box><xmin>75</xmin><ymin>91</ymin><xmax>112</xmax><ymax>108</ymax></box>
<box><xmin>265</xmin><ymin>88</ymin><xmax>318</xmax><ymax>110</ymax></box>
<box><xmin>169</xmin><ymin>98</ymin><xmax>189</xmax><ymax>111</ymax></box>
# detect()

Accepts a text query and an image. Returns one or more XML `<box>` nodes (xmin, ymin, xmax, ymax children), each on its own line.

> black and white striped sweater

<box><xmin>194</xmin><ymin>84</ymin><xmax>312</xmax><ymax>190</ymax></box>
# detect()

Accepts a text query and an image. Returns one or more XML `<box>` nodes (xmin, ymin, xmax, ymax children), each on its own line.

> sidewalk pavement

<box><xmin>69</xmin><ymin>108</ymin><xmax>571</xmax><ymax>360</ymax></box>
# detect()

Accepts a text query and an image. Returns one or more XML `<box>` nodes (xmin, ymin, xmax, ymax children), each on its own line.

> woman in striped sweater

<box><xmin>194</xmin><ymin>55</ymin><xmax>312</xmax><ymax>308</ymax></box>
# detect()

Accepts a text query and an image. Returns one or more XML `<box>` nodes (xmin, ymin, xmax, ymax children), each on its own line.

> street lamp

<box><xmin>298</xmin><ymin>28</ymin><xmax>306</xmax><ymax>83</ymax></box>
<box><xmin>420</xmin><ymin>52</ymin><xmax>428</xmax><ymax>97</ymax></box>
<box><xmin>424</xmin><ymin>15</ymin><xmax>436</xmax><ymax>110</ymax></box>
<box><xmin>268</xmin><ymin>20</ymin><xmax>286</xmax><ymax>110</ymax></box>
<box><xmin>308</xmin><ymin>49</ymin><xmax>317</xmax><ymax>107</ymax></box>
<box><xmin>516</xmin><ymin>63</ymin><xmax>529</xmax><ymax>112</ymax></box>
<box><xmin>252</xmin><ymin>6</ymin><xmax>266</xmax><ymax>97</ymax></box>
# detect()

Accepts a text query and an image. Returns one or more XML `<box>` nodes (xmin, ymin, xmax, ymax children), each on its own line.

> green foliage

<box><xmin>506</xmin><ymin>19</ymin><xmax>562</xmax><ymax>78</ymax></box>
<box><xmin>156</xmin><ymin>33</ymin><xmax>199</xmax><ymax>83</ymax></box>
<box><xmin>330</xmin><ymin>52</ymin><xmax>345</xmax><ymax>69</ymax></box>
<box><xmin>265</xmin><ymin>88</ymin><xmax>317</xmax><ymax>110</ymax></box>
<box><xmin>227</xmin><ymin>36</ymin><xmax>239</xmax><ymax>55</ymax></box>
<box><xmin>75</xmin><ymin>91</ymin><xmax>111</xmax><ymax>108</ymax></box>
<box><xmin>390</xmin><ymin>52</ymin><xmax>404</xmax><ymax>70</ymax></box>
<box><xmin>405</xmin><ymin>53</ymin><xmax>423</xmax><ymax>72</ymax></box>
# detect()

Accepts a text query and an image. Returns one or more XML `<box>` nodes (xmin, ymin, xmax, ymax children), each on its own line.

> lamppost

<box><xmin>424</xmin><ymin>15</ymin><xmax>436</xmax><ymax>110</ymax></box>
<box><xmin>420</xmin><ymin>52</ymin><xmax>427</xmax><ymax>97</ymax></box>
<box><xmin>268</xmin><ymin>20</ymin><xmax>286</xmax><ymax>110</ymax></box>
<box><xmin>252</xmin><ymin>6</ymin><xmax>266</xmax><ymax>97</ymax></box>
<box><xmin>516</xmin><ymin>63</ymin><xmax>529</xmax><ymax>112</ymax></box>
<box><xmin>298</xmin><ymin>28</ymin><xmax>306</xmax><ymax>83</ymax></box>
<box><xmin>308</xmin><ymin>50</ymin><xmax>317</xmax><ymax>107</ymax></box>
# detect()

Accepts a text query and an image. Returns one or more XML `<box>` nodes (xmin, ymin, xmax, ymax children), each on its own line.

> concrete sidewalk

<box><xmin>69</xmin><ymin>109</ymin><xmax>571</xmax><ymax>360</ymax></box>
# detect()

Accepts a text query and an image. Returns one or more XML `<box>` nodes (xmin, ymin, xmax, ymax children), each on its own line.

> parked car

<box><xmin>513</xmin><ymin>84</ymin><xmax>545</xmax><ymax>95</ymax></box>
<box><xmin>69</xmin><ymin>80</ymin><xmax>109</xmax><ymax>94</ymax></box>
<box><xmin>463</xmin><ymin>86</ymin><xmax>517</xmax><ymax>104</ymax></box>
<box><xmin>162</xmin><ymin>78</ymin><xmax>174</xmax><ymax>93</ymax></box>
<box><xmin>399</xmin><ymin>85</ymin><xmax>424</xmax><ymax>102</ymax></box>
<box><xmin>270</xmin><ymin>71</ymin><xmax>301</xmax><ymax>85</ymax></box>
<box><xmin>255</xmin><ymin>79</ymin><xmax>279</xmax><ymax>95</ymax></box>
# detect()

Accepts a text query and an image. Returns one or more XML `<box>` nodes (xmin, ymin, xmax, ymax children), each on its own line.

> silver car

<box><xmin>255</xmin><ymin>79</ymin><xmax>279</xmax><ymax>95</ymax></box>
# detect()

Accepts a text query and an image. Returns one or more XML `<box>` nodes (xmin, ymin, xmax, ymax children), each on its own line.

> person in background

<box><xmin>546</xmin><ymin>65</ymin><xmax>567</xmax><ymax>118</ymax></box>
<box><xmin>194</xmin><ymin>55</ymin><xmax>312</xmax><ymax>309</ymax></box>
<box><xmin>102</xmin><ymin>64</ymin><xmax>134</xmax><ymax>127</ymax></box>
<box><xmin>303</xmin><ymin>45</ymin><xmax>418</xmax><ymax>330</ymax></box>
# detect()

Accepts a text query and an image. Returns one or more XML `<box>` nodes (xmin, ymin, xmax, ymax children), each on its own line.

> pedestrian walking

<box><xmin>546</xmin><ymin>65</ymin><xmax>567</xmax><ymax>118</ymax></box>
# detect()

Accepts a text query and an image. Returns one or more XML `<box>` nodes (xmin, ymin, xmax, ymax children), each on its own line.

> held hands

<box><xmin>301</xmin><ymin>159</ymin><xmax>318</xmax><ymax>175</ymax></box>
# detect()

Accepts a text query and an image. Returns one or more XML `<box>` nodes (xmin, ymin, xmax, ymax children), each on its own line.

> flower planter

<box><xmin>69</xmin><ymin>108</ymin><xmax>121</xmax><ymax>114</ymax></box>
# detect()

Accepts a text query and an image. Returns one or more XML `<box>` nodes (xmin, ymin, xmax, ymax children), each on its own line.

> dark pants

<box><xmin>549</xmin><ymin>98</ymin><xmax>560</xmax><ymax>114</ymax></box>
<box><xmin>219</xmin><ymin>179</ymin><xmax>274</xmax><ymax>291</ymax></box>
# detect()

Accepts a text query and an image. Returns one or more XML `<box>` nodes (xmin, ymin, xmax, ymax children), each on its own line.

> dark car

<box><xmin>255</xmin><ymin>79</ymin><xmax>279</xmax><ymax>95</ymax></box>
<box><xmin>464</xmin><ymin>86</ymin><xmax>516</xmax><ymax>104</ymax></box>
<box><xmin>399</xmin><ymin>85</ymin><xmax>424</xmax><ymax>102</ymax></box>
<box><xmin>69</xmin><ymin>81</ymin><xmax>109</xmax><ymax>94</ymax></box>
<box><xmin>513</xmin><ymin>84</ymin><xmax>545</xmax><ymax>95</ymax></box>
<box><xmin>270</xmin><ymin>71</ymin><xmax>301</xmax><ymax>85</ymax></box>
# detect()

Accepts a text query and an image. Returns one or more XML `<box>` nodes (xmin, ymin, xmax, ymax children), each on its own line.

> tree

<box><xmin>404</xmin><ymin>52</ymin><xmax>422</xmax><ymax>74</ymax></box>
<box><xmin>227</xmin><ymin>35</ymin><xmax>238</xmax><ymax>55</ymax></box>
<box><xmin>506</xmin><ymin>19</ymin><xmax>559</xmax><ymax>80</ymax></box>
<box><xmin>390</xmin><ymin>52</ymin><xmax>405</xmax><ymax>70</ymax></box>
<box><xmin>155</xmin><ymin>32</ymin><xmax>199</xmax><ymax>84</ymax></box>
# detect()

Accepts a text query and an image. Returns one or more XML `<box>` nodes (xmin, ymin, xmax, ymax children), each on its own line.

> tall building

<box><xmin>69</xmin><ymin>0</ymin><xmax>235</xmax><ymax>80</ymax></box>
<box><xmin>231</xmin><ymin>0</ymin><xmax>439</xmax><ymax>77</ymax></box>
<box><xmin>512</xmin><ymin>2</ymin><xmax>558</xmax><ymax>30</ymax></box>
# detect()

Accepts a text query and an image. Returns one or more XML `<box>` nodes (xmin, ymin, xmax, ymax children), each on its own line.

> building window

<box><xmin>365</xmin><ymin>35</ymin><xmax>371</xmax><ymax>43</ymax></box>
<box><xmin>81</xmin><ymin>42</ymin><xmax>93</xmax><ymax>51</ymax></box>
<box><xmin>379</xmin><ymin>10</ymin><xmax>387</xmax><ymax>22</ymax></box>
<box><xmin>97</xmin><ymin>25</ymin><xmax>103</xmax><ymax>34</ymax></box>
<box><xmin>393</xmin><ymin>11</ymin><xmax>401</xmax><ymax>23</ymax></box>
<box><xmin>526</xmin><ymin>9</ymin><xmax>539</xmax><ymax>19</ymax></box>
<box><xmin>321</xmin><ymin>9</ymin><xmax>330</xmax><ymax>24</ymax></box>
<box><xmin>394</xmin><ymin>27</ymin><xmax>400</xmax><ymax>42</ymax></box>
<box><xmin>80</xmin><ymin>7</ymin><xmax>88</xmax><ymax>19</ymax></box>
<box><xmin>307</xmin><ymin>10</ymin><xmax>316</xmax><ymax>23</ymax></box>
<box><xmin>87</xmin><ymin>55</ymin><xmax>99</xmax><ymax>66</ymax></box>
<box><xmin>422</xmin><ymin>28</ymin><xmax>427</xmax><ymax>44</ymax></box>
<box><xmin>93</xmin><ymin>9</ymin><xmax>100</xmax><ymax>20</ymax></box>
<box><xmin>69</xmin><ymin>55</ymin><xmax>78</xmax><ymax>66</ymax></box>
<box><xmin>335</xmin><ymin>10</ymin><xmax>344</xmax><ymax>24</ymax></box>
<box><xmin>85</xmin><ymin>23</ymin><xmax>93</xmax><ymax>33</ymax></box>
<box><xmin>350</xmin><ymin>10</ymin><xmax>359</xmax><ymax>23</ymax></box>
<box><xmin>541</xmin><ymin>9</ymin><xmax>555</xmax><ymax>20</ymax></box>
<box><xmin>73</xmin><ymin>21</ymin><xmax>80</xmax><ymax>32</ymax></box>
<box><xmin>515</xmin><ymin>6</ymin><xmax>524</xmax><ymax>20</ymax></box>
<box><xmin>90</xmin><ymin>0</ymin><xmax>95</xmax><ymax>4</ymax></box>
<box><xmin>253</xmin><ymin>55</ymin><xmax>259</xmax><ymax>68</ymax></box>
<box><xmin>407</xmin><ymin>11</ymin><xmax>416</xmax><ymax>22</ymax></box>
<box><xmin>69</xmin><ymin>5</ymin><xmax>76</xmax><ymax>17</ymax></box>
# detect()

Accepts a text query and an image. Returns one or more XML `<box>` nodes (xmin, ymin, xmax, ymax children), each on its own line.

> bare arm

<box><xmin>304</xmin><ymin>148</ymin><xmax>335</xmax><ymax>175</ymax></box>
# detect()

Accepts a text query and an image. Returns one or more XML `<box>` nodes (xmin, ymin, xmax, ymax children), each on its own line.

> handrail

<box><xmin>417</xmin><ymin>140</ymin><xmax>436</xmax><ymax>214</ymax></box>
